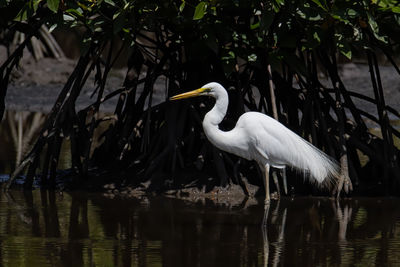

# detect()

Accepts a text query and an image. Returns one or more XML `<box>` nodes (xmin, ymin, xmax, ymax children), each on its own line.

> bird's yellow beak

<box><xmin>170</xmin><ymin>88</ymin><xmax>207</xmax><ymax>101</ymax></box>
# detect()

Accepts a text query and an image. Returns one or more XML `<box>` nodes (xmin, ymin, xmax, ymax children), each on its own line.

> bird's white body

<box><xmin>201</xmin><ymin>82</ymin><xmax>339</xmax><ymax>186</ymax></box>
<box><xmin>171</xmin><ymin>82</ymin><xmax>339</xmax><ymax>200</ymax></box>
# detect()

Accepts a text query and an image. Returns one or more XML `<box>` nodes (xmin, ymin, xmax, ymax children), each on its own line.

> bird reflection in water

<box><xmin>260</xmin><ymin>198</ymin><xmax>355</xmax><ymax>267</ymax></box>
<box><xmin>261</xmin><ymin>200</ymin><xmax>287</xmax><ymax>267</ymax></box>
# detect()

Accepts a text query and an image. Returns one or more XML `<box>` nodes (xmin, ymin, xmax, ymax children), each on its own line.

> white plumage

<box><xmin>171</xmin><ymin>82</ymin><xmax>339</xmax><ymax>203</ymax></box>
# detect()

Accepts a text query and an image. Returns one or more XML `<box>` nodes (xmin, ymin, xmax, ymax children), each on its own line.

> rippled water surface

<box><xmin>0</xmin><ymin>191</ymin><xmax>399</xmax><ymax>266</ymax></box>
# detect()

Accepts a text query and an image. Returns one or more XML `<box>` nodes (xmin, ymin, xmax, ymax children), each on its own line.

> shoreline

<box><xmin>4</xmin><ymin>56</ymin><xmax>400</xmax><ymax>119</ymax></box>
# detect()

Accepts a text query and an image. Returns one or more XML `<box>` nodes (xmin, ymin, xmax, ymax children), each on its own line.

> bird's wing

<box><xmin>238</xmin><ymin>112</ymin><xmax>324</xmax><ymax>163</ymax></box>
<box><xmin>238</xmin><ymin>112</ymin><xmax>339</xmax><ymax>185</ymax></box>
<box><xmin>235</xmin><ymin>112</ymin><xmax>287</xmax><ymax>167</ymax></box>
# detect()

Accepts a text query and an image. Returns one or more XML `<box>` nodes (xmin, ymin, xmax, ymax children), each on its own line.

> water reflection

<box><xmin>0</xmin><ymin>111</ymin><xmax>46</xmax><ymax>173</ymax></box>
<box><xmin>0</xmin><ymin>192</ymin><xmax>399</xmax><ymax>266</ymax></box>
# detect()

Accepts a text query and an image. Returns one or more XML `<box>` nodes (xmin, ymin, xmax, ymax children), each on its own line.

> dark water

<box><xmin>0</xmin><ymin>191</ymin><xmax>399</xmax><ymax>267</ymax></box>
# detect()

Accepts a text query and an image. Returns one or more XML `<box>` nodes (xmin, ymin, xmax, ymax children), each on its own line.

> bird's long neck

<box><xmin>202</xmin><ymin>90</ymin><xmax>231</xmax><ymax>150</ymax></box>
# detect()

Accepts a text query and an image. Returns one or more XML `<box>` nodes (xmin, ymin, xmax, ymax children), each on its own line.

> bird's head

<box><xmin>170</xmin><ymin>82</ymin><xmax>226</xmax><ymax>101</ymax></box>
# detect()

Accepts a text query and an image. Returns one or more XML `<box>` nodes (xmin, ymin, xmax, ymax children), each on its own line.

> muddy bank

<box><xmin>102</xmin><ymin>183</ymin><xmax>261</xmax><ymax>207</ymax></box>
<box><xmin>324</xmin><ymin>63</ymin><xmax>400</xmax><ymax>122</ymax></box>
<box><xmin>3</xmin><ymin>49</ymin><xmax>400</xmax><ymax>117</ymax></box>
<box><xmin>2</xmin><ymin>47</ymin><xmax>166</xmax><ymax>113</ymax></box>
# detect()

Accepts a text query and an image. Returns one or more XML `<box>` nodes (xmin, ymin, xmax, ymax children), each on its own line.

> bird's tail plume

<box><xmin>286</xmin><ymin>133</ymin><xmax>340</xmax><ymax>190</ymax></box>
<box><xmin>303</xmin><ymin>143</ymin><xmax>340</xmax><ymax>190</ymax></box>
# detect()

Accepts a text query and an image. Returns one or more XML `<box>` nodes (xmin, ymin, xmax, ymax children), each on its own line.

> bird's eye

<box><xmin>200</xmin><ymin>87</ymin><xmax>212</xmax><ymax>95</ymax></box>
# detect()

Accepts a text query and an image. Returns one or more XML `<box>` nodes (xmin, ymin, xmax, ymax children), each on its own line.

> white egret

<box><xmin>170</xmin><ymin>82</ymin><xmax>339</xmax><ymax>204</ymax></box>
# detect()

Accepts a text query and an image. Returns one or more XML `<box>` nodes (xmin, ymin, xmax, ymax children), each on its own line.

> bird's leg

<box><xmin>264</xmin><ymin>164</ymin><xmax>270</xmax><ymax>205</ymax></box>
<box><xmin>262</xmin><ymin>198</ymin><xmax>270</xmax><ymax>226</ymax></box>
<box><xmin>272</xmin><ymin>170</ymin><xmax>280</xmax><ymax>199</ymax></box>
<box><xmin>281</xmin><ymin>168</ymin><xmax>288</xmax><ymax>195</ymax></box>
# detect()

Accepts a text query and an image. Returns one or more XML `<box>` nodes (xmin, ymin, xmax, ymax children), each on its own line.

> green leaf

<box><xmin>104</xmin><ymin>0</ymin><xmax>116</xmax><ymax>7</ymax></box>
<box><xmin>66</xmin><ymin>8</ymin><xmax>83</xmax><ymax>18</ymax></box>
<box><xmin>48</xmin><ymin>23</ymin><xmax>58</xmax><ymax>33</ymax></box>
<box><xmin>311</xmin><ymin>0</ymin><xmax>326</xmax><ymax>10</ymax></box>
<box><xmin>392</xmin><ymin>6</ymin><xmax>400</xmax><ymax>14</ymax></box>
<box><xmin>367</xmin><ymin>12</ymin><xmax>388</xmax><ymax>43</ymax></box>
<box><xmin>313</xmin><ymin>31</ymin><xmax>320</xmax><ymax>43</ymax></box>
<box><xmin>113</xmin><ymin>12</ymin><xmax>126</xmax><ymax>34</ymax></box>
<box><xmin>221</xmin><ymin>51</ymin><xmax>235</xmax><ymax>61</ymax></box>
<box><xmin>346</xmin><ymin>9</ymin><xmax>357</xmax><ymax>18</ymax></box>
<box><xmin>250</xmin><ymin>22</ymin><xmax>259</xmax><ymax>30</ymax></box>
<box><xmin>179</xmin><ymin>1</ymin><xmax>185</xmax><ymax>12</ymax></box>
<box><xmin>297</xmin><ymin>4</ymin><xmax>323</xmax><ymax>21</ymax></box>
<box><xmin>113</xmin><ymin>11</ymin><xmax>120</xmax><ymax>20</ymax></box>
<box><xmin>331</xmin><ymin>8</ymin><xmax>357</xmax><ymax>24</ymax></box>
<box><xmin>193</xmin><ymin>2</ymin><xmax>207</xmax><ymax>20</ymax></box>
<box><xmin>248</xmin><ymin>54</ymin><xmax>257</xmax><ymax>62</ymax></box>
<box><xmin>338</xmin><ymin>43</ymin><xmax>352</xmax><ymax>59</ymax></box>
<box><xmin>395</xmin><ymin>14</ymin><xmax>400</xmax><ymax>26</ymax></box>
<box><xmin>335</xmin><ymin>34</ymin><xmax>352</xmax><ymax>59</ymax></box>
<box><xmin>302</xmin><ymin>27</ymin><xmax>324</xmax><ymax>50</ymax></box>
<box><xmin>15</xmin><ymin>9</ymin><xmax>28</xmax><ymax>21</ymax></box>
<box><xmin>47</xmin><ymin>0</ymin><xmax>60</xmax><ymax>13</ymax></box>
<box><xmin>14</xmin><ymin>0</ymin><xmax>39</xmax><ymax>21</ymax></box>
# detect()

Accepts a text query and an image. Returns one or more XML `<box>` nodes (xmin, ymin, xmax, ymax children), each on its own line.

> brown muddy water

<box><xmin>0</xmin><ymin>191</ymin><xmax>399</xmax><ymax>267</ymax></box>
